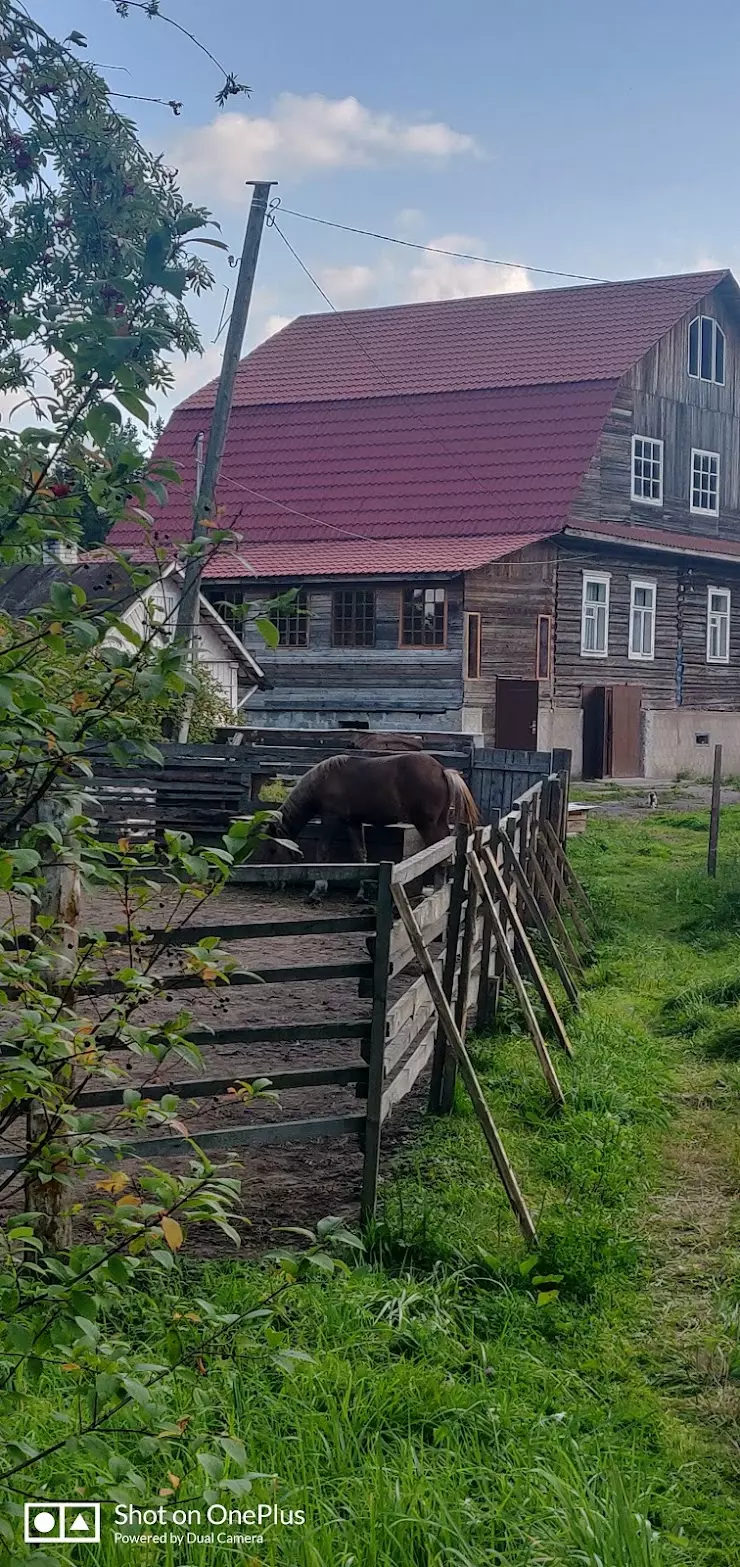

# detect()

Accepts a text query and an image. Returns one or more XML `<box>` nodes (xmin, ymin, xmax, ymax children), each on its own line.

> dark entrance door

<box><xmin>582</xmin><ymin>686</ymin><xmax>607</xmax><ymax>779</ymax></box>
<box><xmin>582</xmin><ymin>685</ymin><xmax>642</xmax><ymax>779</ymax></box>
<box><xmin>495</xmin><ymin>679</ymin><xmax>539</xmax><ymax>749</ymax></box>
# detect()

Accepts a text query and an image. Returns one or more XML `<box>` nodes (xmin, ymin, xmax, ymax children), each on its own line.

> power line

<box><xmin>274</xmin><ymin>204</ymin><xmax>611</xmax><ymax>286</ymax></box>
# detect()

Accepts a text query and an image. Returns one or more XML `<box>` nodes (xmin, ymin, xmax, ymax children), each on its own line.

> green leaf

<box><xmin>85</xmin><ymin>402</ymin><xmax>122</xmax><ymax>445</ymax></box>
<box><xmin>197</xmin><ymin>1451</ymin><xmax>225</xmax><ymax>1483</ymax></box>
<box><xmin>254</xmin><ymin>616</ymin><xmax>280</xmax><ymax>649</ymax></box>
<box><xmin>218</xmin><ymin>1436</ymin><xmax>247</xmax><ymax>1467</ymax></box>
<box><xmin>115</xmin><ymin>389</ymin><xmax>151</xmax><ymax>425</ymax></box>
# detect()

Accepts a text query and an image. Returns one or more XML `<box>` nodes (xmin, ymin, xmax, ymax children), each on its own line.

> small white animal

<box><xmin>648</xmin><ymin>790</ymin><xmax>658</xmax><ymax>809</ymax></box>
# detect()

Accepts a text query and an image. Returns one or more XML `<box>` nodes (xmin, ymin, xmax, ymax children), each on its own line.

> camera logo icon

<box><xmin>24</xmin><ymin>1502</ymin><xmax>101</xmax><ymax>1544</ymax></box>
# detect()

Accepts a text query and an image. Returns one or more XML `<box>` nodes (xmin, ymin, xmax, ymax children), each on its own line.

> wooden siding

<box><xmin>554</xmin><ymin>539</ymin><xmax>740</xmax><ymax>712</ymax></box>
<box><xmin>463</xmin><ymin>542</ymin><xmax>556</xmax><ymax>736</ymax></box>
<box><xmin>232</xmin><ymin>578</ymin><xmax>464</xmax><ymax>721</ymax></box>
<box><xmin>570</xmin><ymin>283</ymin><xmax>740</xmax><ymax>543</ymax></box>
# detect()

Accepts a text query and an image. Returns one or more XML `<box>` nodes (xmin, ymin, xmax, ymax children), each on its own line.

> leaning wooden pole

<box><xmin>467</xmin><ymin>850</ymin><xmax>566</xmax><ymax>1104</ymax></box>
<box><xmin>392</xmin><ymin>882</ymin><xmax>537</xmax><ymax>1246</ymax></box>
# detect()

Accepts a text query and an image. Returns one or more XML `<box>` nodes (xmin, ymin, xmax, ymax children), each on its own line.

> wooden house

<box><xmin>109</xmin><ymin>268</ymin><xmax>740</xmax><ymax>777</ymax></box>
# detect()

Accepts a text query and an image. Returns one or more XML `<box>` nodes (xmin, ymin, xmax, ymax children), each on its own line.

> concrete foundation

<box><xmin>644</xmin><ymin>710</ymin><xmax>740</xmax><ymax>777</ymax></box>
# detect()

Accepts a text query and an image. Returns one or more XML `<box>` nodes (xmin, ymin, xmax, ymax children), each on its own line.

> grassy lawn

<box><xmin>8</xmin><ymin>809</ymin><xmax>740</xmax><ymax>1565</ymax></box>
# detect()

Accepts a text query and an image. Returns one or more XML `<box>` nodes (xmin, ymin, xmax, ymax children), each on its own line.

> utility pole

<box><xmin>172</xmin><ymin>180</ymin><xmax>274</xmax><ymax>737</ymax></box>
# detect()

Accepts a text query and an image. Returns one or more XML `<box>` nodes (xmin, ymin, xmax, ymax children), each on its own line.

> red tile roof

<box><xmin>108</xmin><ymin>270</ymin><xmax>738</xmax><ymax>577</ymax></box>
<box><xmin>181</xmin><ymin>270</ymin><xmax>729</xmax><ymax>408</ymax></box>
<box><xmin>201</xmin><ymin>534</ymin><xmax>551</xmax><ymax>579</ymax></box>
<box><xmin>111</xmin><ymin>379</ymin><xmax>619</xmax><ymax>555</ymax></box>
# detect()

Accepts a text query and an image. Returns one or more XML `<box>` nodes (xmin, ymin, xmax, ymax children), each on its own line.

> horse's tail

<box><xmin>445</xmin><ymin>768</ymin><xmax>480</xmax><ymax>828</ymax></box>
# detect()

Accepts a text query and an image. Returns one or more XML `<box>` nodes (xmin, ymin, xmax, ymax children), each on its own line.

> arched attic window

<box><xmin>688</xmin><ymin>315</ymin><xmax>725</xmax><ymax>385</ymax></box>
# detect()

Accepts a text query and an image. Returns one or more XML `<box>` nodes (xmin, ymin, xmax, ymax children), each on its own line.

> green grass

<box><xmin>7</xmin><ymin>809</ymin><xmax>740</xmax><ymax>1565</ymax></box>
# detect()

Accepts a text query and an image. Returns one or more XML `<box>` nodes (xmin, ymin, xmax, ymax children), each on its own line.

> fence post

<box><xmin>360</xmin><ymin>861</ymin><xmax>394</xmax><ymax>1222</ymax></box>
<box><xmin>439</xmin><ymin>826</ymin><xmax>482</xmax><ymax>1113</ymax></box>
<box><xmin>429</xmin><ymin>826</ymin><xmax>467</xmax><ymax>1113</ymax></box>
<box><xmin>708</xmin><ymin>743</ymin><xmax>722</xmax><ymax>878</ymax></box>
<box><xmin>476</xmin><ymin>814</ymin><xmax>500</xmax><ymax>1029</ymax></box>
<box><xmin>551</xmin><ymin>749</ymin><xmax>572</xmax><ymax>845</ymax></box>
<box><xmin>25</xmin><ymin>792</ymin><xmax>81</xmax><ymax>1249</ymax></box>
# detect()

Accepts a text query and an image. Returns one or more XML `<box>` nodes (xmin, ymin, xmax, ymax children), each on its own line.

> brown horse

<box><xmin>258</xmin><ymin>750</ymin><xmax>479</xmax><ymax>866</ymax></box>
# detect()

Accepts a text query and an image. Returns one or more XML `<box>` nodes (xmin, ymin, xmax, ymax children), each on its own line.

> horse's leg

<box><xmin>308</xmin><ymin>813</ymin><xmax>336</xmax><ymax>902</ymax></box>
<box><xmin>347</xmin><ymin>823</ymin><xmax>375</xmax><ymax>903</ymax></box>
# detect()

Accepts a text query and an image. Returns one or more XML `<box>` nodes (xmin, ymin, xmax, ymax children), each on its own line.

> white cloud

<box><xmin>164</xmin><ymin>344</ymin><xmax>223</xmax><ymax>412</ymax></box>
<box><xmin>259</xmin><ymin>313</ymin><xmax>294</xmax><ymax>342</ymax></box>
<box><xmin>169</xmin><ymin>94</ymin><xmax>477</xmax><ymax>202</ymax></box>
<box><xmin>405</xmin><ymin>233</ymin><xmax>532</xmax><ymax>302</ymax></box>
<box><xmin>317</xmin><ymin>263</ymin><xmax>384</xmax><ymax>304</ymax></box>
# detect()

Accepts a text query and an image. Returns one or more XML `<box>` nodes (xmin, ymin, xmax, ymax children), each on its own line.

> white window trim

<box><xmin>630</xmin><ymin>434</ymin><xmax>663</xmax><ymax>507</ymax></box>
<box><xmin>690</xmin><ymin>447</ymin><xmax>720</xmax><ymax>517</ymax></box>
<box><xmin>580</xmin><ymin>570</ymin><xmax>611</xmax><ymax>658</ymax></box>
<box><xmin>707</xmin><ymin>585</ymin><xmax>731</xmax><ymax>665</ymax></box>
<box><xmin>688</xmin><ymin>314</ymin><xmax>726</xmax><ymax>387</ymax></box>
<box><xmin>628</xmin><ymin>577</ymin><xmax>657</xmax><ymax>662</ymax></box>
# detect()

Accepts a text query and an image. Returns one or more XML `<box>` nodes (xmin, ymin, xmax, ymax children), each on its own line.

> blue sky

<box><xmin>32</xmin><ymin>0</ymin><xmax>740</xmax><ymax>411</ymax></box>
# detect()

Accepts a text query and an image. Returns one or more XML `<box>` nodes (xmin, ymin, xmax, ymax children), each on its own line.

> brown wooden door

<box><xmin>495</xmin><ymin>679</ymin><xmax>539</xmax><ymax>749</ymax></box>
<box><xmin>606</xmin><ymin>684</ymin><xmax>642</xmax><ymax>777</ymax></box>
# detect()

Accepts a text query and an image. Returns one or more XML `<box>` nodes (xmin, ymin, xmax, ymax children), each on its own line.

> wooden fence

<box><xmin>85</xmin><ymin>731</ymin><xmax>571</xmax><ymax>840</ymax></box>
<box><xmin>0</xmin><ymin>756</ymin><xmax>595</xmax><ymax>1247</ymax></box>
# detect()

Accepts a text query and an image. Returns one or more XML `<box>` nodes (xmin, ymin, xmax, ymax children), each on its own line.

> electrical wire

<box><xmin>274</xmin><ymin>204</ymin><xmax>612</xmax><ymax>286</ymax></box>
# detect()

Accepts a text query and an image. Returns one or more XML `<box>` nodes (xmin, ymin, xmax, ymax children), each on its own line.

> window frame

<box><xmin>270</xmin><ymin>586</ymin><xmax>310</xmax><ymax>648</ymax></box>
<box><xmin>536</xmin><ymin>613</ymin><xmax>553</xmax><ymax>680</ymax></box>
<box><xmin>399</xmin><ymin>584</ymin><xmax>448</xmax><ymax>648</ymax></box>
<box><xmin>688</xmin><ymin>314</ymin><xmax>726</xmax><ymax>386</ymax></box>
<box><xmin>330</xmin><ymin>588</ymin><xmax>376</xmax><ymax>649</ymax></box>
<box><xmin>465</xmin><ymin>611</ymin><xmax>482</xmax><ymax>679</ymax></box>
<box><xmin>580</xmin><ymin>571</ymin><xmax>611</xmax><ymax>658</ymax></box>
<box><xmin>628</xmin><ymin>577</ymin><xmax>657</xmax><ymax>662</ymax></box>
<box><xmin>631</xmin><ymin>434</ymin><xmax>664</xmax><ymax>507</ymax></box>
<box><xmin>690</xmin><ymin>447</ymin><xmax>720</xmax><ymax>517</ymax></box>
<box><xmin>706</xmin><ymin>584</ymin><xmax>731</xmax><ymax>665</ymax></box>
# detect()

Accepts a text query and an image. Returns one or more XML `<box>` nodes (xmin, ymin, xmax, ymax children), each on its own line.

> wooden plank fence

<box><xmin>1</xmin><ymin>751</ymin><xmax>597</xmax><ymax>1246</ymax></box>
<box><xmin>83</xmin><ymin>731</ymin><xmax>571</xmax><ymax>842</ymax></box>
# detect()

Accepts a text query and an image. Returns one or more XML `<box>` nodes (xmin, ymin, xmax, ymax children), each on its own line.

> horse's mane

<box><xmin>280</xmin><ymin>755</ymin><xmax>349</xmax><ymax>838</ymax></box>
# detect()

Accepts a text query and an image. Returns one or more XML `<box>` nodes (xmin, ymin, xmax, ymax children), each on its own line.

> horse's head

<box><xmin>250</xmin><ymin>813</ymin><xmax>304</xmax><ymax>865</ymax></box>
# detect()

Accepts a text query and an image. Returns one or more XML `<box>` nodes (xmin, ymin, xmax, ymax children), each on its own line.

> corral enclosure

<box><xmin>0</xmin><ymin>740</ymin><xmax>584</xmax><ymax>1248</ymax></box>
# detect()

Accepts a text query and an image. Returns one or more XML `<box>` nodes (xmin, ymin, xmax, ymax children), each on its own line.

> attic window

<box><xmin>688</xmin><ymin>315</ymin><xmax>725</xmax><ymax>385</ymax></box>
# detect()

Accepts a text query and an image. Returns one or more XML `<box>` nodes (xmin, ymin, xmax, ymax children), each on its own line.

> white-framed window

<box><xmin>688</xmin><ymin>315</ymin><xmax>726</xmax><ymax>385</ymax></box>
<box><xmin>629</xmin><ymin>578</ymin><xmax>656</xmax><ymax>660</ymax></box>
<box><xmin>631</xmin><ymin>435</ymin><xmax>663</xmax><ymax>504</ymax></box>
<box><xmin>691</xmin><ymin>448</ymin><xmax>720</xmax><ymax>516</ymax></box>
<box><xmin>581</xmin><ymin>571</ymin><xmax>610</xmax><ymax>657</ymax></box>
<box><xmin>707</xmin><ymin>586</ymin><xmax>731</xmax><ymax>664</ymax></box>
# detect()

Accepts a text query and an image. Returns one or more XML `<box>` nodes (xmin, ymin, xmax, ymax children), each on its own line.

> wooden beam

<box><xmin>540</xmin><ymin>818</ymin><xmax>596</xmax><ymax>921</ymax></box>
<box><xmin>0</xmin><ymin>1114</ymin><xmax>368</xmax><ymax>1171</ymax></box>
<box><xmin>391</xmin><ymin>835</ymin><xmax>456</xmax><ymax>886</ymax></box>
<box><xmin>89</xmin><ymin>959</ymin><xmax>373</xmax><ymax>997</ymax></box>
<box><xmin>466</xmin><ymin>851</ymin><xmax>565</xmax><ymax>1107</ymax></box>
<box><xmin>529</xmin><ymin>853</ymin><xmax>585</xmax><ymax>977</ymax></box>
<box><xmin>480</xmin><ymin>844</ymin><xmax>574</xmax><ymax>1058</ymax></box>
<box><xmin>361</xmin><ymin>862</ymin><xmax>394</xmax><ymax>1222</ymax></box>
<box><xmin>708</xmin><ymin>742</ymin><xmax>722</xmax><ymax>878</ymax></box>
<box><xmin>537</xmin><ymin>836</ymin><xmax>593</xmax><ymax>951</ymax></box>
<box><xmin>76</xmin><ymin>1061</ymin><xmax>369</xmax><ymax>1109</ymax></box>
<box><xmin>496</xmin><ymin>830</ymin><xmax>580</xmax><ymax>1010</ymax></box>
<box><xmin>391</xmin><ymin>881</ymin><xmax>537</xmax><ymax>1246</ymax></box>
<box><xmin>381</xmin><ymin>1025</ymin><xmax>436</xmax><ymax>1122</ymax></box>
<box><xmin>95</xmin><ymin>912</ymin><xmax>378</xmax><ymax>947</ymax></box>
